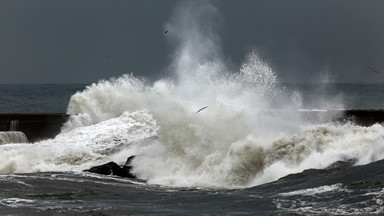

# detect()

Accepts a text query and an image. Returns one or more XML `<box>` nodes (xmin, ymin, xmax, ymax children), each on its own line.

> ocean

<box><xmin>0</xmin><ymin>84</ymin><xmax>87</xmax><ymax>114</ymax></box>
<box><xmin>2</xmin><ymin>0</ymin><xmax>384</xmax><ymax>213</ymax></box>
<box><xmin>1</xmin><ymin>68</ymin><xmax>384</xmax><ymax>215</ymax></box>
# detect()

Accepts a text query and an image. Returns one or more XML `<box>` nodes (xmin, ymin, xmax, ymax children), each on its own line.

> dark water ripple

<box><xmin>0</xmin><ymin>84</ymin><xmax>87</xmax><ymax>114</ymax></box>
<box><xmin>1</xmin><ymin>159</ymin><xmax>384</xmax><ymax>215</ymax></box>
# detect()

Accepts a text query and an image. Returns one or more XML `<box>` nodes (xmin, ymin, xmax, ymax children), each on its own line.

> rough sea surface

<box><xmin>1</xmin><ymin>81</ymin><xmax>384</xmax><ymax>216</ymax></box>
<box><xmin>2</xmin><ymin>1</ymin><xmax>384</xmax><ymax>215</ymax></box>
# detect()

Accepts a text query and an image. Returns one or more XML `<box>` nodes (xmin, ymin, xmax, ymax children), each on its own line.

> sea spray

<box><xmin>60</xmin><ymin>1</ymin><xmax>348</xmax><ymax>188</ymax></box>
<box><xmin>0</xmin><ymin>132</ymin><xmax>28</xmax><ymax>145</ymax></box>
<box><xmin>62</xmin><ymin>49</ymin><xmax>310</xmax><ymax>187</ymax></box>
<box><xmin>65</xmin><ymin>74</ymin><xmax>147</xmax><ymax>126</ymax></box>
<box><xmin>250</xmin><ymin>123</ymin><xmax>384</xmax><ymax>186</ymax></box>
<box><xmin>3</xmin><ymin>0</ymin><xmax>384</xmax><ymax>190</ymax></box>
<box><xmin>0</xmin><ymin>110</ymin><xmax>157</xmax><ymax>174</ymax></box>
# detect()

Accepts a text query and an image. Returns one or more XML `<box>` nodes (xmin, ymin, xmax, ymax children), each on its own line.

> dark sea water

<box><xmin>0</xmin><ymin>84</ymin><xmax>87</xmax><ymax>114</ymax></box>
<box><xmin>1</xmin><ymin>83</ymin><xmax>384</xmax><ymax>215</ymax></box>
<box><xmin>1</xmin><ymin>83</ymin><xmax>383</xmax><ymax>114</ymax></box>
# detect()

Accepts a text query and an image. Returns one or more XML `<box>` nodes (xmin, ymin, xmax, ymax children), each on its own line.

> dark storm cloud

<box><xmin>0</xmin><ymin>0</ymin><xmax>178</xmax><ymax>83</ymax></box>
<box><xmin>0</xmin><ymin>0</ymin><xmax>383</xmax><ymax>83</ymax></box>
<box><xmin>220</xmin><ymin>0</ymin><xmax>384</xmax><ymax>83</ymax></box>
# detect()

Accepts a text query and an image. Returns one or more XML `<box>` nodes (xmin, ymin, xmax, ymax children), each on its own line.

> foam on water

<box><xmin>0</xmin><ymin>110</ymin><xmax>156</xmax><ymax>174</ymax></box>
<box><xmin>1</xmin><ymin>1</ymin><xmax>384</xmax><ymax>189</ymax></box>
<box><xmin>279</xmin><ymin>183</ymin><xmax>345</xmax><ymax>197</ymax></box>
<box><xmin>275</xmin><ymin>185</ymin><xmax>384</xmax><ymax>215</ymax></box>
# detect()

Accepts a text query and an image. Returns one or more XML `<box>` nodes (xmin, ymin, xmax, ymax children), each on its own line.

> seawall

<box><xmin>0</xmin><ymin>114</ymin><xmax>69</xmax><ymax>143</ymax></box>
<box><xmin>0</xmin><ymin>110</ymin><xmax>383</xmax><ymax>143</ymax></box>
<box><xmin>298</xmin><ymin>109</ymin><xmax>384</xmax><ymax>126</ymax></box>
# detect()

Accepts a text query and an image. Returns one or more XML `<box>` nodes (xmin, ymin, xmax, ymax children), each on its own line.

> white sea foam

<box><xmin>0</xmin><ymin>132</ymin><xmax>28</xmax><ymax>144</ymax></box>
<box><xmin>2</xmin><ymin>1</ymin><xmax>384</xmax><ymax>189</ymax></box>
<box><xmin>0</xmin><ymin>198</ymin><xmax>35</xmax><ymax>208</ymax></box>
<box><xmin>0</xmin><ymin>110</ymin><xmax>157</xmax><ymax>174</ymax></box>
<box><xmin>279</xmin><ymin>184</ymin><xmax>344</xmax><ymax>197</ymax></box>
<box><xmin>276</xmin><ymin>186</ymin><xmax>384</xmax><ymax>215</ymax></box>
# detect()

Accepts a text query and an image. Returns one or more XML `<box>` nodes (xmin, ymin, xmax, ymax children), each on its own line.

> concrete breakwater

<box><xmin>0</xmin><ymin>114</ymin><xmax>69</xmax><ymax>143</ymax></box>
<box><xmin>298</xmin><ymin>109</ymin><xmax>384</xmax><ymax>126</ymax></box>
<box><xmin>0</xmin><ymin>110</ymin><xmax>383</xmax><ymax>143</ymax></box>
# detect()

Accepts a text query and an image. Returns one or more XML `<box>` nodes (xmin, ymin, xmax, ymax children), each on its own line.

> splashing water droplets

<box><xmin>57</xmin><ymin>1</ymin><xmax>301</xmax><ymax>188</ymax></box>
<box><xmin>4</xmin><ymin>1</ymin><xmax>384</xmax><ymax>191</ymax></box>
<box><xmin>238</xmin><ymin>52</ymin><xmax>278</xmax><ymax>95</ymax></box>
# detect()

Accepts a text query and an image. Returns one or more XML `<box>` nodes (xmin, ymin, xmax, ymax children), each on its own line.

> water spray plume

<box><xmin>0</xmin><ymin>1</ymin><xmax>383</xmax><ymax>190</ymax></box>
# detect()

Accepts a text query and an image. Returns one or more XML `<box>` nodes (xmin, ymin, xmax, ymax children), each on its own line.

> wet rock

<box><xmin>84</xmin><ymin>156</ymin><xmax>136</xmax><ymax>178</ymax></box>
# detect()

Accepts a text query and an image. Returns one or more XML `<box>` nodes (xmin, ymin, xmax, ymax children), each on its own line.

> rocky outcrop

<box><xmin>84</xmin><ymin>156</ymin><xmax>136</xmax><ymax>178</ymax></box>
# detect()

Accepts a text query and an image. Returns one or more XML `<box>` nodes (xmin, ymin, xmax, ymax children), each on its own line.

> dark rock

<box><xmin>84</xmin><ymin>156</ymin><xmax>137</xmax><ymax>179</ymax></box>
<box><xmin>84</xmin><ymin>161</ymin><xmax>120</xmax><ymax>175</ymax></box>
<box><xmin>124</xmin><ymin>155</ymin><xmax>136</xmax><ymax>166</ymax></box>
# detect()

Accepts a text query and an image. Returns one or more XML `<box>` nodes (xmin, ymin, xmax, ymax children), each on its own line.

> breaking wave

<box><xmin>0</xmin><ymin>0</ymin><xmax>383</xmax><ymax>189</ymax></box>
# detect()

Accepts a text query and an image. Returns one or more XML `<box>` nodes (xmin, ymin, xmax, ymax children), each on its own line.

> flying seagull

<box><xmin>196</xmin><ymin>106</ymin><xmax>208</xmax><ymax>114</ymax></box>
<box><xmin>164</xmin><ymin>30</ymin><xmax>168</xmax><ymax>36</ymax></box>
<box><xmin>367</xmin><ymin>65</ymin><xmax>380</xmax><ymax>73</ymax></box>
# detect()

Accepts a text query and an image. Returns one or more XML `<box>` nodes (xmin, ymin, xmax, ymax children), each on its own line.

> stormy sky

<box><xmin>0</xmin><ymin>0</ymin><xmax>383</xmax><ymax>84</ymax></box>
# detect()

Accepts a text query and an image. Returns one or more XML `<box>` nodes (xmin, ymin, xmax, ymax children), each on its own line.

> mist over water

<box><xmin>1</xmin><ymin>1</ymin><xmax>384</xmax><ymax>189</ymax></box>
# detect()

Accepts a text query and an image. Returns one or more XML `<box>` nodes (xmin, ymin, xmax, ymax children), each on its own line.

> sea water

<box><xmin>2</xmin><ymin>70</ymin><xmax>384</xmax><ymax>215</ymax></box>
<box><xmin>2</xmin><ymin>1</ymin><xmax>384</xmax><ymax>215</ymax></box>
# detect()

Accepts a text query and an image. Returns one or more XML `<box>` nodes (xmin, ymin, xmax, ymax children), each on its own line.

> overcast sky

<box><xmin>0</xmin><ymin>0</ymin><xmax>383</xmax><ymax>84</ymax></box>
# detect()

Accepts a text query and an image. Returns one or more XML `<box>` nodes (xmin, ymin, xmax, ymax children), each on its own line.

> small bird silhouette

<box><xmin>196</xmin><ymin>106</ymin><xmax>208</xmax><ymax>114</ymax></box>
<box><xmin>367</xmin><ymin>65</ymin><xmax>380</xmax><ymax>73</ymax></box>
<box><xmin>164</xmin><ymin>30</ymin><xmax>168</xmax><ymax>36</ymax></box>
